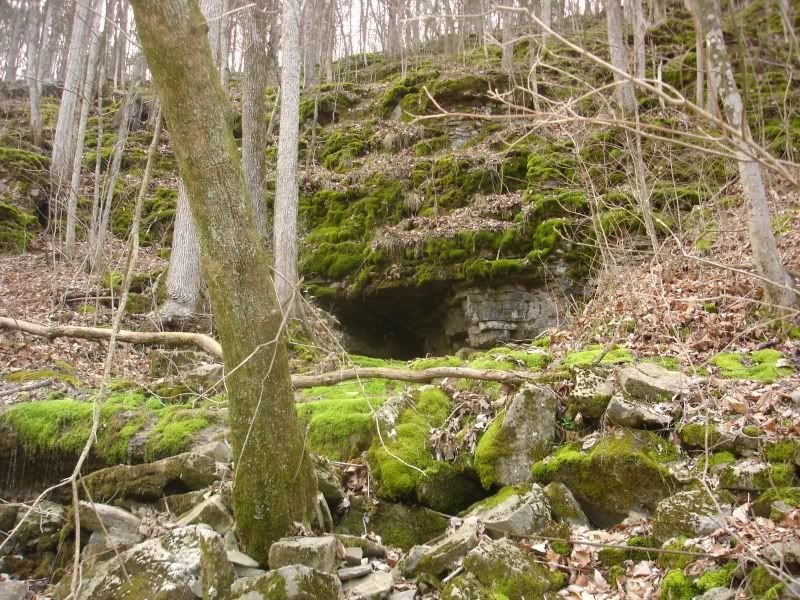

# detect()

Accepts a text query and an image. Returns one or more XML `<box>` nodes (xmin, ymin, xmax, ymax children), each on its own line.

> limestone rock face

<box><xmin>465</xmin><ymin>484</ymin><xmax>551</xmax><ymax>536</ymax></box>
<box><xmin>652</xmin><ymin>490</ymin><xmax>731</xmax><ymax>542</ymax></box>
<box><xmin>83</xmin><ymin>452</ymin><xmax>227</xmax><ymax>502</ymax></box>
<box><xmin>230</xmin><ymin>564</ymin><xmax>341</xmax><ymax>600</ymax></box>
<box><xmin>474</xmin><ymin>384</ymin><xmax>557</xmax><ymax>488</ymax></box>
<box><xmin>618</xmin><ymin>363</ymin><xmax>693</xmax><ymax>401</ymax></box>
<box><xmin>267</xmin><ymin>535</ymin><xmax>339</xmax><ymax>574</ymax></box>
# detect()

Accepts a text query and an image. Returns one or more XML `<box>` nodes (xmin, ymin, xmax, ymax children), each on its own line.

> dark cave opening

<box><xmin>327</xmin><ymin>282</ymin><xmax>460</xmax><ymax>360</ymax></box>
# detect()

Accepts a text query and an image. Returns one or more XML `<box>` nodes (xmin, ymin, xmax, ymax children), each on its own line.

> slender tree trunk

<box><xmin>632</xmin><ymin>0</ymin><xmax>646</xmax><ymax>80</ymax></box>
<box><xmin>540</xmin><ymin>0</ymin><xmax>551</xmax><ymax>47</ymax></box>
<box><xmin>274</xmin><ymin>0</ymin><xmax>302</xmax><ymax>314</ymax></box>
<box><xmin>701</xmin><ymin>0</ymin><xmax>796</xmax><ymax>310</ymax></box>
<box><xmin>605</xmin><ymin>0</ymin><xmax>636</xmax><ymax>114</ymax></box>
<box><xmin>4</xmin><ymin>4</ymin><xmax>25</xmax><ymax>82</ymax></box>
<box><xmin>130</xmin><ymin>0</ymin><xmax>318</xmax><ymax>564</ymax></box>
<box><xmin>89</xmin><ymin>75</ymin><xmax>138</xmax><ymax>273</ymax></box>
<box><xmin>51</xmin><ymin>0</ymin><xmax>93</xmax><ymax>231</ymax></box>
<box><xmin>501</xmin><ymin>5</ymin><xmax>515</xmax><ymax>75</ymax></box>
<box><xmin>88</xmin><ymin>47</ymin><xmax>106</xmax><ymax>262</ymax></box>
<box><xmin>66</xmin><ymin>12</ymin><xmax>103</xmax><ymax>257</ymax></box>
<box><xmin>242</xmin><ymin>0</ymin><xmax>271</xmax><ymax>240</ymax></box>
<box><xmin>26</xmin><ymin>1</ymin><xmax>44</xmax><ymax>148</ymax></box>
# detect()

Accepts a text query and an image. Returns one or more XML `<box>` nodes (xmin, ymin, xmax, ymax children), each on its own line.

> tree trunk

<box><xmin>701</xmin><ymin>0</ymin><xmax>796</xmax><ymax>310</ymax></box>
<box><xmin>3</xmin><ymin>4</ymin><xmax>25</xmax><ymax>82</ymax></box>
<box><xmin>25</xmin><ymin>0</ymin><xmax>43</xmax><ymax>148</ymax></box>
<box><xmin>501</xmin><ymin>5</ymin><xmax>515</xmax><ymax>75</ymax></box>
<box><xmin>605</xmin><ymin>0</ymin><xmax>636</xmax><ymax>114</ymax></box>
<box><xmin>130</xmin><ymin>0</ymin><xmax>318</xmax><ymax>564</ymax></box>
<box><xmin>51</xmin><ymin>0</ymin><xmax>93</xmax><ymax>230</ymax></box>
<box><xmin>242</xmin><ymin>0</ymin><xmax>271</xmax><ymax>240</ymax></box>
<box><xmin>66</xmin><ymin>10</ymin><xmax>103</xmax><ymax>257</ymax></box>
<box><xmin>632</xmin><ymin>0</ymin><xmax>647</xmax><ymax>80</ymax></box>
<box><xmin>274</xmin><ymin>0</ymin><xmax>302</xmax><ymax>314</ymax></box>
<box><xmin>159</xmin><ymin>0</ymin><xmax>223</xmax><ymax>322</ymax></box>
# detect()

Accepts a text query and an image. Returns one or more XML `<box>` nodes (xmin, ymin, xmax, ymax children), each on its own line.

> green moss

<box><xmin>659</xmin><ymin>570</ymin><xmax>698</xmax><ymax>600</ymax></box>
<box><xmin>748</xmin><ymin>565</ymin><xmax>783</xmax><ymax>598</ymax></box>
<box><xmin>563</xmin><ymin>345</ymin><xmax>634</xmax><ymax>367</ymax></box>
<box><xmin>474</xmin><ymin>415</ymin><xmax>512</xmax><ymax>489</ymax></box>
<box><xmin>4</xmin><ymin>367</ymin><xmax>79</xmax><ymax>387</ymax></box>
<box><xmin>711</xmin><ymin>349</ymin><xmax>792</xmax><ymax>382</ymax></box>
<box><xmin>752</xmin><ymin>486</ymin><xmax>800</xmax><ymax>517</ymax></box>
<box><xmin>764</xmin><ymin>439</ymin><xmax>798</xmax><ymax>463</ymax></box>
<box><xmin>145</xmin><ymin>405</ymin><xmax>209</xmax><ymax>461</ymax></box>
<box><xmin>0</xmin><ymin>201</ymin><xmax>40</xmax><ymax>254</ymax></box>
<box><xmin>297</xmin><ymin>398</ymin><xmax>377</xmax><ymax>461</ymax></box>
<box><xmin>657</xmin><ymin>537</ymin><xmax>701</xmax><ymax>570</ymax></box>
<box><xmin>695</xmin><ymin>562</ymin><xmax>736</xmax><ymax>592</ymax></box>
<box><xmin>320</xmin><ymin>126</ymin><xmax>370</xmax><ymax>171</ymax></box>
<box><xmin>678</xmin><ymin>422</ymin><xmax>725</xmax><ymax>450</ymax></box>
<box><xmin>531</xmin><ymin>429</ymin><xmax>678</xmax><ymax>518</ymax></box>
<box><xmin>415</xmin><ymin>134</ymin><xmax>450</xmax><ymax>156</ymax></box>
<box><xmin>410</xmin><ymin>356</ymin><xmax>463</xmax><ymax>370</ymax></box>
<box><xmin>464</xmin><ymin>484</ymin><xmax>531</xmax><ymax>514</ymax></box>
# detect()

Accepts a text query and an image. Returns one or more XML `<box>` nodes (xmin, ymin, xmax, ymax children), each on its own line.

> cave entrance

<box><xmin>328</xmin><ymin>282</ymin><xmax>459</xmax><ymax>360</ymax></box>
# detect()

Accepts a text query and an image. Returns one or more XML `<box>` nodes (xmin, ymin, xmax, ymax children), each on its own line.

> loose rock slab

<box><xmin>618</xmin><ymin>363</ymin><xmax>693</xmax><ymax>400</ymax></box>
<box><xmin>342</xmin><ymin>571</ymin><xmax>395</xmax><ymax>600</ymax></box>
<box><xmin>230</xmin><ymin>564</ymin><xmax>341</xmax><ymax>600</ymax></box>
<box><xmin>465</xmin><ymin>484</ymin><xmax>551</xmax><ymax>536</ymax></box>
<box><xmin>268</xmin><ymin>535</ymin><xmax>338</xmax><ymax>574</ymax></box>
<box><xmin>605</xmin><ymin>393</ymin><xmax>673</xmax><ymax>429</ymax></box>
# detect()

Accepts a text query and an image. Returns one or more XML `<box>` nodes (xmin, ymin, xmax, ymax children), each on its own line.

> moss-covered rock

<box><xmin>652</xmin><ymin>489</ymin><xmax>731</xmax><ymax>543</ymax></box>
<box><xmin>567</xmin><ymin>367</ymin><xmax>615</xmax><ymax>420</ymax></box>
<box><xmin>710</xmin><ymin>349</ymin><xmax>792</xmax><ymax>383</ymax></box>
<box><xmin>474</xmin><ymin>384</ymin><xmax>557</xmax><ymax>488</ymax></box>
<box><xmin>659</xmin><ymin>569</ymin><xmax>698</xmax><ymax>600</ymax></box>
<box><xmin>543</xmin><ymin>481</ymin><xmax>589</xmax><ymax>526</ymax></box>
<box><xmin>531</xmin><ymin>429</ymin><xmax>678</xmax><ymax>526</ymax></box>
<box><xmin>719</xmin><ymin>458</ymin><xmax>796</xmax><ymax>492</ymax></box>
<box><xmin>0</xmin><ymin>200</ymin><xmax>39</xmax><ymax>254</ymax></box>
<box><xmin>464</xmin><ymin>483</ymin><xmax>551</xmax><ymax>537</ymax></box>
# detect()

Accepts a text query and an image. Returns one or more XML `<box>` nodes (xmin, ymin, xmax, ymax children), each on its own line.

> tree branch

<box><xmin>0</xmin><ymin>317</ymin><xmax>537</xmax><ymax>388</ymax></box>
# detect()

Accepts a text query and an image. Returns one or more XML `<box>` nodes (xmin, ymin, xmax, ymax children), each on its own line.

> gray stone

<box><xmin>398</xmin><ymin>545</ymin><xmax>430</xmax><ymax>578</ymax></box>
<box><xmin>414</xmin><ymin>517</ymin><xmax>481</xmax><ymax>576</ymax></box>
<box><xmin>227</xmin><ymin>548</ymin><xmax>259</xmax><ymax>568</ymax></box>
<box><xmin>78</xmin><ymin>501</ymin><xmax>141</xmax><ymax>535</ymax></box>
<box><xmin>314</xmin><ymin>492</ymin><xmax>334</xmax><ymax>532</ymax></box>
<box><xmin>618</xmin><ymin>362</ymin><xmax>693</xmax><ymax>400</ymax></box>
<box><xmin>694</xmin><ymin>588</ymin><xmax>735</xmax><ymax>600</ymax></box>
<box><xmin>0</xmin><ymin>579</ymin><xmax>30</xmax><ymax>600</ymax></box>
<box><xmin>335</xmin><ymin>534</ymin><xmax>386</xmax><ymax>559</ymax></box>
<box><xmin>184</xmin><ymin>362</ymin><xmax>224</xmax><ymax>389</ymax></box>
<box><xmin>719</xmin><ymin>458</ymin><xmax>781</xmax><ymax>491</ymax></box>
<box><xmin>197</xmin><ymin>525</ymin><xmax>236</xmax><ymax>600</ymax></box>
<box><xmin>474</xmin><ymin>384</ymin><xmax>557</xmax><ymax>487</ymax></box>
<box><xmin>463</xmin><ymin>538</ymin><xmax>561</xmax><ymax>595</ymax></box>
<box><xmin>543</xmin><ymin>481</ymin><xmax>589</xmax><ymax>527</ymax></box>
<box><xmin>230</xmin><ymin>564</ymin><xmax>341</xmax><ymax>599</ymax></box>
<box><xmin>345</xmin><ymin>546</ymin><xmax>364</xmax><ymax>565</ymax></box>
<box><xmin>194</xmin><ymin>440</ymin><xmax>232</xmax><ymax>463</ymax></box>
<box><xmin>389</xmin><ymin>590</ymin><xmax>416</xmax><ymax>600</ymax></box>
<box><xmin>342</xmin><ymin>571</ymin><xmax>394</xmax><ymax>600</ymax></box>
<box><xmin>337</xmin><ymin>564</ymin><xmax>373</xmax><ymax>581</ymax></box>
<box><xmin>652</xmin><ymin>490</ymin><xmax>731</xmax><ymax>543</ymax></box>
<box><xmin>605</xmin><ymin>393</ymin><xmax>673</xmax><ymax>429</ymax></box>
<box><xmin>314</xmin><ymin>458</ymin><xmax>345</xmax><ymax>505</ymax></box>
<box><xmin>763</xmin><ymin>538</ymin><xmax>800</xmax><ymax>566</ymax></box>
<box><xmin>80</xmin><ymin>530</ymin><xmax>143</xmax><ymax>565</ymax></box>
<box><xmin>268</xmin><ymin>535</ymin><xmax>338</xmax><ymax>574</ymax></box>
<box><xmin>149</xmin><ymin>349</ymin><xmax>207</xmax><ymax>378</ymax></box>
<box><xmin>178</xmin><ymin>494</ymin><xmax>234</xmax><ymax>534</ymax></box>
<box><xmin>568</xmin><ymin>368</ymin><xmax>615</xmax><ymax>420</ymax></box>
<box><xmin>160</xmin><ymin>489</ymin><xmax>208</xmax><ymax>515</ymax></box>
<box><xmin>465</xmin><ymin>484</ymin><xmax>551</xmax><ymax>537</ymax></box>
<box><xmin>54</xmin><ymin>525</ymin><xmax>216</xmax><ymax>600</ymax></box>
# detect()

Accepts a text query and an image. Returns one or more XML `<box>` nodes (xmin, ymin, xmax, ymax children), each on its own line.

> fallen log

<box><xmin>0</xmin><ymin>317</ymin><xmax>536</xmax><ymax>388</ymax></box>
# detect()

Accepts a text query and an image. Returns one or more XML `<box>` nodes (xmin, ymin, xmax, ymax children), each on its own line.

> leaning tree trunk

<box><xmin>605</xmin><ymin>0</ymin><xmax>636</xmax><ymax>115</ymax></box>
<box><xmin>25</xmin><ymin>1</ymin><xmax>43</xmax><ymax>148</ymax></box>
<box><xmin>242</xmin><ymin>0</ymin><xmax>272</xmax><ymax>240</ymax></box>
<box><xmin>274</xmin><ymin>0</ymin><xmax>303</xmax><ymax>314</ymax></box>
<box><xmin>701</xmin><ymin>0</ymin><xmax>796</xmax><ymax>310</ymax></box>
<box><xmin>130</xmin><ymin>0</ymin><xmax>318</xmax><ymax>564</ymax></box>
<box><xmin>159</xmin><ymin>0</ymin><xmax>224</xmax><ymax>322</ymax></box>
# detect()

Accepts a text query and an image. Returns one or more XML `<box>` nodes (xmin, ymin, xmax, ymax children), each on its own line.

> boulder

<box><xmin>314</xmin><ymin>457</ymin><xmax>345</xmax><ymax>506</ymax></box>
<box><xmin>618</xmin><ymin>363</ymin><xmax>692</xmax><ymax>401</ymax></box>
<box><xmin>227</xmin><ymin>549</ymin><xmax>264</xmax><ymax>578</ymax></box>
<box><xmin>337</xmin><ymin>564</ymin><xmax>372</xmax><ymax>581</ymax></box>
<box><xmin>197</xmin><ymin>525</ymin><xmax>236</xmax><ymax>600</ymax></box>
<box><xmin>719</xmin><ymin>458</ymin><xmax>796</xmax><ymax>492</ymax></box>
<box><xmin>605</xmin><ymin>393</ymin><xmax>673</xmax><ymax>429</ymax></box>
<box><xmin>413</xmin><ymin>517</ymin><xmax>481</xmax><ymax>577</ymax></box>
<box><xmin>568</xmin><ymin>368</ymin><xmax>615</xmax><ymax>420</ymax></box>
<box><xmin>160</xmin><ymin>490</ymin><xmax>208</xmax><ymax>516</ymax></box>
<box><xmin>474</xmin><ymin>384</ymin><xmax>557</xmax><ymax>488</ymax></box>
<box><xmin>335</xmin><ymin>534</ymin><xmax>386</xmax><ymax>559</ymax></box>
<box><xmin>54</xmin><ymin>525</ymin><xmax>219</xmax><ymax>600</ymax></box>
<box><xmin>341</xmin><ymin>571</ymin><xmax>395</xmax><ymax>599</ymax></box>
<box><xmin>543</xmin><ymin>482</ymin><xmax>589</xmax><ymax>527</ymax></box>
<box><xmin>695</xmin><ymin>588</ymin><xmax>735</xmax><ymax>600</ymax></box>
<box><xmin>268</xmin><ymin>535</ymin><xmax>338</xmax><ymax>574</ymax></box>
<box><xmin>83</xmin><ymin>452</ymin><xmax>227</xmax><ymax>502</ymax></box>
<box><xmin>0</xmin><ymin>579</ymin><xmax>30</xmax><ymax>600</ymax></box>
<box><xmin>464</xmin><ymin>484</ymin><xmax>551</xmax><ymax>537</ymax></box>
<box><xmin>12</xmin><ymin>501</ymin><xmax>64</xmax><ymax>552</ymax></box>
<box><xmin>531</xmin><ymin>428</ymin><xmax>678</xmax><ymax>527</ymax></box>
<box><xmin>177</xmin><ymin>494</ymin><xmax>234</xmax><ymax>535</ymax></box>
<box><xmin>149</xmin><ymin>349</ymin><xmax>207</xmax><ymax>378</ymax></box>
<box><xmin>194</xmin><ymin>441</ymin><xmax>232</xmax><ymax>463</ymax></box>
<box><xmin>77</xmin><ymin>502</ymin><xmax>141</xmax><ymax>536</ymax></box>
<box><xmin>80</xmin><ymin>530</ymin><xmax>143</xmax><ymax>565</ymax></box>
<box><xmin>183</xmin><ymin>362</ymin><xmax>224</xmax><ymax>390</ymax></box>
<box><xmin>652</xmin><ymin>490</ymin><xmax>731</xmax><ymax>543</ymax></box>
<box><xmin>229</xmin><ymin>564</ymin><xmax>341</xmax><ymax>600</ymax></box>
<box><xmin>462</xmin><ymin>538</ymin><xmax>565</xmax><ymax>599</ymax></box>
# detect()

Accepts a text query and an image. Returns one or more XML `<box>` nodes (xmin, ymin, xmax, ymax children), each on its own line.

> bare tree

<box><xmin>274</xmin><ymin>0</ymin><xmax>302</xmax><ymax>313</ymax></box>
<box><xmin>605</xmin><ymin>0</ymin><xmax>636</xmax><ymax>114</ymax></box>
<box><xmin>25</xmin><ymin>0</ymin><xmax>45</xmax><ymax>147</ymax></box>
<box><xmin>130</xmin><ymin>0</ymin><xmax>318</xmax><ymax>564</ymax></box>
<box><xmin>701</xmin><ymin>0</ymin><xmax>797</xmax><ymax>310</ymax></box>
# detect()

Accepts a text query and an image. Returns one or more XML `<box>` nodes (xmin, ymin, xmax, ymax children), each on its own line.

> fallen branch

<box><xmin>0</xmin><ymin>316</ymin><xmax>224</xmax><ymax>359</ymax></box>
<box><xmin>0</xmin><ymin>378</ymin><xmax>54</xmax><ymax>398</ymax></box>
<box><xmin>1</xmin><ymin>316</ymin><xmax>538</xmax><ymax>388</ymax></box>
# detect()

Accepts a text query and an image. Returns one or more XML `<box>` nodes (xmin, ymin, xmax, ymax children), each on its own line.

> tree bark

<box><xmin>25</xmin><ymin>0</ymin><xmax>44</xmax><ymax>148</ymax></box>
<box><xmin>242</xmin><ymin>0</ymin><xmax>272</xmax><ymax>240</ymax></box>
<box><xmin>701</xmin><ymin>0</ymin><xmax>796</xmax><ymax>310</ymax></box>
<box><xmin>605</xmin><ymin>0</ymin><xmax>636</xmax><ymax>115</ymax></box>
<box><xmin>632</xmin><ymin>0</ymin><xmax>646</xmax><ymax>80</ymax></box>
<box><xmin>274</xmin><ymin>0</ymin><xmax>303</xmax><ymax>314</ymax></box>
<box><xmin>130</xmin><ymin>0</ymin><xmax>318</xmax><ymax>564</ymax></box>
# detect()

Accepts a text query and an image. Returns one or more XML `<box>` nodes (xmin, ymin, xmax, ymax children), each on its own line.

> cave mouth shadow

<box><xmin>329</xmin><ymin>282</ymin><xmax>460</xmax><ymax>360</ymax></box>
